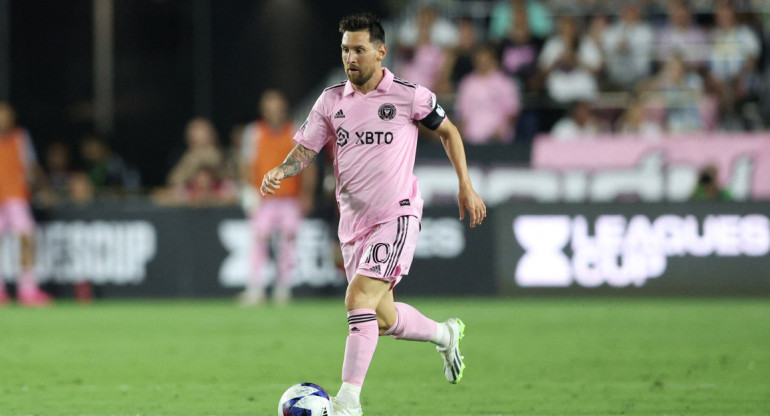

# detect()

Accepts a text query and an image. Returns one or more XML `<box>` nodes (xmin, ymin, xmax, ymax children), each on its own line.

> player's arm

<box><xmin>260</xmin><ymin>144</ymin><xmax>318</xmax><ymax>196</ymax></box>
<box><xmin>434</xmin><ymin>118</ymin><xmax>487</xmax><ymax>228</ymax></box>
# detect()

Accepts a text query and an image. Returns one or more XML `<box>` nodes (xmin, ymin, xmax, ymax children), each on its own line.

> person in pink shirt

<box><xmin>455</xmin><ymin>43</ymin><xmax>521</xmax><ymax>144</ymax></box>
<box><xmin>260</xmin><ymin>13</ymin><xmax>486</xmax><ymax>416</ymax></box>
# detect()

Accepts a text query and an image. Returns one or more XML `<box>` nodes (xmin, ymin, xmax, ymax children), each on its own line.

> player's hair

<box><xmin>338</xmin><ymin>12</ymin><xmax>385</xmax><ymax>45</ymax></box>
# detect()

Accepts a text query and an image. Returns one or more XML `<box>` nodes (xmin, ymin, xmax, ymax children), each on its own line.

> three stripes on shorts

<box><xmin>384</xmin><ymin>216</ymin><xmax>409</xmax><ymax>277</ymax></box>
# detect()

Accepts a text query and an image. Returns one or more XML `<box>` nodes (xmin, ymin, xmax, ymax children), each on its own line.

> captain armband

<box><xmin>419</xmin><ymin>103</ymin><xmax>447</xmax><ymax>131</ymax></box>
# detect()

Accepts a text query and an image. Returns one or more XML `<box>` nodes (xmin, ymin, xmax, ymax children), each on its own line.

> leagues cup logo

<box><xmin>378</xmin><ymin>103</ymin><xmax>397</xmax><ymax>121</ymax></box>
<box><xmin>336</xmin><ymin>126</ymin><xmax>349</xmax><ymax>147</ymax></box>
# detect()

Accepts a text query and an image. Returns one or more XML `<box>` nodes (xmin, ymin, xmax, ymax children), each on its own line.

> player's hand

<box><xmin>458</xmin><ymin>185</ymin><xmax>486</xmax><ymax>228</ymax></box>
<box><xmin>260</xmin><ymin>167</ymin><xmax>284</xmax><ymax>196</ymax></box>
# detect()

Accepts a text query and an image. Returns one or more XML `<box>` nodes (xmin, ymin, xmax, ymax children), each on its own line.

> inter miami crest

<box><xmin>378</xmin><ymin>103</ymin><xmax>397</xmax><ymax>121</ymax></box>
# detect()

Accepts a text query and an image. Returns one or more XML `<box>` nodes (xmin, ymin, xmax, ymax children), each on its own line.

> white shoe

<box><xmin>236</xmin><ymin>288</ymin><xmax>265</xmax><ymax>307</ymax></box>
<box><xmin>436</xmin><ymin>318</ymin><xmax>466</xmax><ymax>384</ymax></box>
<box><xmin>272</xmin><ymin>286</ymin><xmax>292</xmax><ymax>305</ymax></box>
<box><xmin>331</xmin><ymin>396</ymin><xmax>363</xmax><ymax>416</ymax></box>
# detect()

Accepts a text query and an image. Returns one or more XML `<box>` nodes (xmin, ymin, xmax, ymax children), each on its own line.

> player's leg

<box><xmin>334</xmin><ymin>273</ymin><xmax>391</xmax><ymax>414</ymax></box>
<box><xmin>17</xmin><ymin>232</ymin><xmax>51</xmax><ymax>306</ymax></box>
<box><xmin>241</xmin><ymin>200</ymin><xmax>274</xmax><ymax>305</ymax></box>
<box><xmin>376</xmin><ymin>287</ymin><xmax>465</xmax><ymax>383</ymax></box>
<box><xmin>370</xmin><ymin>217</ymin><xmax>465</xmax><ymax>384</ymax></box>
<box><xmin>10</xmin><ymin>200</ymin><xmax>50</xmax><ymax>306</ymax></box>
<box><xmin>273</xmin><ymin>198</ymin><xmax>301</xmax><ymax>304</ymax></box>
<box><xmin>378</xmin><ymin>291</ymin><xmax>443</xmax><ymax>343</ymax></box>
<box><xmin>0</xmin><ymin>208</ymin><xmax>8</xmax><ymax>305</ymax></box>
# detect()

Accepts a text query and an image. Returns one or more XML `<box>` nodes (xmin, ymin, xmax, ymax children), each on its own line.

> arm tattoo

<box><xmin>279</xmin><ymin>144</ymin><xmax>318</xmax><ymax>178</ymax></box>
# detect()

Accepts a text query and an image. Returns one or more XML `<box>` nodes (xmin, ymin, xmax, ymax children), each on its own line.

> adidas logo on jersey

<box><xmin>369</xmin><ymin>265</ymin><xmax>381</xmax><ymax>275</ymax></box>
<box><xmin>334</xmin><ymin>109</ymin><xmax>345</xmax><ymax>119</ymax></box>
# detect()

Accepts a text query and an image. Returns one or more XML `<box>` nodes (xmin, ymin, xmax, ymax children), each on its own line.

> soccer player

<box><xmin>0</xmin><ymin>102</ymin><xmax>52</xmax><ymax>306</ymax></box>
<box><xmin>239</xmin><ymin>89</ymin><xmax>316</xmax><ymax>305</ymax></box>
<box><xmin>260</xmin><ymin>13</ymin><xmax>486</xmax><ymax>415</ymax></box>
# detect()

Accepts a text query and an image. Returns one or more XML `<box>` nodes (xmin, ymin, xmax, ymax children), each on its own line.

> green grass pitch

<box><xmin>1</xmin><ymin>298</ymin><xmax>768</xmax><ymax>415</ymax></box>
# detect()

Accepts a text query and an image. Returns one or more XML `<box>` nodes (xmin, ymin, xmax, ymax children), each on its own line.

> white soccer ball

<box><xmin>278</xmin><ymin>383</ymin><xmax>333</xmax><ymax>416</ymax></box>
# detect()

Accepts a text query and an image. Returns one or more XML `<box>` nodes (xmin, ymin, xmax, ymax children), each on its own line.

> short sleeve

<box><xmin>412</xmin><ymin>85</ymin><xmax>446</xmax><ymax>130</ymax></box>
<box><xmin>293</xmin><ymin>94</ymin><xmax>333</xmax><ymax>152</ymax></box>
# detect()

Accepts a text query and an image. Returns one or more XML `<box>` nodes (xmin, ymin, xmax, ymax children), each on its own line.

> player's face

<box><xmin>341</xmin><ymin>31</ymin><xmax>385</xmax><ymax>86</ymax></box>
<box><xmin>260</xmin><ymin>91</ymin><xmax>288</xmax><ymax>125</ymax></box>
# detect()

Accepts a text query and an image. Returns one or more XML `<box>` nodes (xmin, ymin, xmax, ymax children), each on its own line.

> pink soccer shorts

<box><xmin>0</xmin><ymin>198</ymin><xmax>35</xmax><ymax>235</ymax></box>
<box><xmin>341</xmin><ymin>215</ymin><xmax>421</xmax><ymax>287</ymax></box>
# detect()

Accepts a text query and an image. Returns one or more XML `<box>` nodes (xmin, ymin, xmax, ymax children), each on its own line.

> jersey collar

<box><xmin>343</xmin><ymin>67</ymin><xmax>394</xmax><ymax>96</ymax></box>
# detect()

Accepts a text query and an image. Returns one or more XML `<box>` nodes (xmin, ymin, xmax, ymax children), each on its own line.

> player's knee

<box><xmin>344</xmin><ymin>288</ymin><xmax>377</xmax><ymax>311</ymax></box>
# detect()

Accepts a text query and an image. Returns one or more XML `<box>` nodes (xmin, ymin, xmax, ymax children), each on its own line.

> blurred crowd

<box><xmin>6</xmin><ymin>0</ymin><xmax>765</xmax><ymax>209</ymax></box>
<box><xmin>394</xmin><ymin>0</ymin><xmax>768</xmax><ymax>143</ymax></box>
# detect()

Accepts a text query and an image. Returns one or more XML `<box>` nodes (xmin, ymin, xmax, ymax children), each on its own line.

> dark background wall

<box><xmin>7</xmin><ymin>0</ymin><xmax>387</xmax><ymax>186</ymax></box>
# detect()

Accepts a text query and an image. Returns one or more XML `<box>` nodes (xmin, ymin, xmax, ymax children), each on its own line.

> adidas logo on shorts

<box><xmin>334</xmin><ymin>109</ymin><xmax>345</xmax><ymax>119</ymax></box>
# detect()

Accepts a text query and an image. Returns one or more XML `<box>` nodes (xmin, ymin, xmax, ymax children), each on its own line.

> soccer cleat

<box><xmin>331</xmin><ymin>396</ymin><xmax>363</xmax><ymax>416</ymax></box>
<box><xmin>236</xmin><ymin>288</ymin><xmax>266</xmax><ymax>307</ymax></box>
<box><xmin>272</xmin><ymin>286</ymin><xmax>292</xmax><ymax>306</ymax></box>
<box><xmin>436</xmin><ymin>317</ymin><xmax>466</xmax><ymax>384</ymax></box>
<box><xmin>17</xmin><ymin>288</ymin><xmax>53</xmax><ymax>307</ymax></box>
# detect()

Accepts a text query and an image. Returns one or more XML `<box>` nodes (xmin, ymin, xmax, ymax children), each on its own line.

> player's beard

<box><xmin>346</xmin><ymin>66</ymin><xmax>374</xmax><ymax>87</ymax></box>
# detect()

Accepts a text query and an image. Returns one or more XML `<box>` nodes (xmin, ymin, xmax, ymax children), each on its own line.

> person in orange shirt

<box><xmin>238</xmin><ymin>90</ymin><xmax>316</xmax><ymax>305</ymax></box>
<box><xmin>0</xmin><ymin>102</ymin><xmax>52</xmax><ymax>306</ymax></box>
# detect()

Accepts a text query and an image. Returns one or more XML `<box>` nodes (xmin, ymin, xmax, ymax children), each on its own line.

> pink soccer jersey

<box><xmin>294</xmin><ymin>68</ymin><xmax>446</xmax><ymax>243</ymax></box>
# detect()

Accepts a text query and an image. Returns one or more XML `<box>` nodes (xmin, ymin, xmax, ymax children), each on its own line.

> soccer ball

<box><xmin>278</xmin><ymin>382</ymin><xmax>333</xmax><ymax>416</ymax></box>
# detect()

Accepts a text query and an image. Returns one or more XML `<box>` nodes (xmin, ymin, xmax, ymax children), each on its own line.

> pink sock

<box><xmin>18</xmin><ymin>271</ymin><xmax>38</xmax><ymax>293</ymax></box>
<box><xmin>341</xmin><ymin>308</ymin><xmax>379</xmax><ymax>387</ymax></box>
<box><xmin>383</xmin><ymin>302</ymin><xmax>438</xmax><ymax>342</ymax></box>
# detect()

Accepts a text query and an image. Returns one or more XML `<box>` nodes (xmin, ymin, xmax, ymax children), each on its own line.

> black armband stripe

<box><xmin>419</xmin><ymin>102</ymin><xmax>446</xmax><ymax>130</ymax></box>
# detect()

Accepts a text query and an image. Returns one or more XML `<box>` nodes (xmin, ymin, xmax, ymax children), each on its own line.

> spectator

<box><xmin>455</xmin><ymin>43</ymin><xmax>521</xmax><ymax>144</ymax></box>
<box><xmin>0</xmin><ymin>102</ymin><xmax>51</xmax><ymax>306</ymax></box>
<box><xmin>539</xmin><ymin>16</ymin><xmax>600</xmax><ymax>104</ymax></box>
<box><xmin>551</xmin><ymin>100</ymin><xmax>601</xmax><ymax>140</ymax></box>
<box><xmin>437</xmin><ymin>17</ymin><xmax>478</xmax><ymax>93</ymax></box>
<box><xmin>655</xmin><ymin>0</ymin><xmax>709</xmax><ymax>68</ymax></box>
<box><xmin>602</xmin><ymin>2</ymin><xmax>655</xmax><ymax>89</ymax></box>
<box><xmin>707</xmin><ymin>1</ymin><xmax>761</xmax><ymax>129</ymax></box>
<box><xmin>67</xmin><ymin>171</ymin><xmax>96</xmax><ymax>206</ymax></box>
<box><xmin>616</xmin><ymin>98</ymin><xmax>663</xmax><ymax>138</ymax></box>
<box><xmin>223</xmin><ymin>123</ymin><xmax>246</xmax><ymax>182</ymax></box>
<box><xmin>396</xmin><ymin>6</ymin><xmax>447</xmax><ymax>90</ymax></box>
<box><xmin>540</xmin><ymin>16</ymin><xmax>602</xmax><ymax>74</ymax></box>
<box><xmin>397</xmin><ymin>4</ymin><xmax>458</xmax><ymax>49</ymax></box>
<box><xmin>238</xmin><ymin>89</ymin><xmax>317</xmax><ymax>306</ymax></box>
<box><xmin>498</xmin><ymin>10</ymin><xmax>542</xmax><ymax>91</ymax></box>
<box><xmin>79</xmin><ymin>135</ymin><xmax>140</xmax><ymax>195</ymax></box>
<box><xmin>691</xmin><ymin>164</ymin><xmax>732</xmax><ymax>201</ymax></box>
<box><xmin>584</xmin><ymin>13</ymin><xmax>609</xmax><ymax>68</ymax></box>
<box><xmin>167</xmin><ymin>118</ymin><xmax>224</xmax><ymax>188</ymax></box>
<box><xmin>489</xmin><ymin>0</ymin><xmax>553</xmax><ymax>41</ymax></box>
<box><xmin>173</xmin><ymin>164</ymin><xmax>237</xmax><ymax>206</ymax></box>
<box><xmin>43</xmin><ymin>141</ymin><xmax>74</xmax><ymax>204</ymax></box>
<box><xmin>640</xmin><ymin>54</ymin><xmax>708</xmax><ymax>132</ymax></box>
